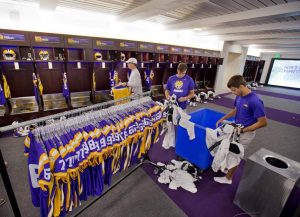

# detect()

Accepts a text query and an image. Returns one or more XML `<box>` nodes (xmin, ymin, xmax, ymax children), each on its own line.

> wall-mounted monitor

<box><xmin>266</xmin><ymin>58</ymin><xmax>300</xmax><ymax>89</ymax></box>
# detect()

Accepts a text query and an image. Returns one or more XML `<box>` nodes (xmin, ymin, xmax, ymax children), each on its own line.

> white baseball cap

<box><xmin>126</xmin><ymin>57</ymin><xmax>137</xmax><ymax>64</ymax></box>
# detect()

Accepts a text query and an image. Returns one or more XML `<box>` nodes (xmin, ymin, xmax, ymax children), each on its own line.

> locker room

<box><xmin>0</xmin><ymin>1</ymin><xmax>299</xmax><ymax>217</ymax></box>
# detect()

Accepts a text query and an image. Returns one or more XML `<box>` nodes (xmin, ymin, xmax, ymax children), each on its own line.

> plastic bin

<box><xmin>175</xmin><ymin>108</ymin><xmax>233</xmax><ymax>170</ymax></box>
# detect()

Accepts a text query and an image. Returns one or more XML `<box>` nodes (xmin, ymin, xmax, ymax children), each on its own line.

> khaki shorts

<box><xmin>239</xmin><ymin>131</ymin><xmax>256</xmax><ymax>149</ymax></box>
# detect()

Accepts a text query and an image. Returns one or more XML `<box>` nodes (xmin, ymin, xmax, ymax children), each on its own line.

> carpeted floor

<box><xmin>0</xmin><ymin>86</ymin><xmax>299</xmax><ymax>217</ymax></box>
<box><xmin>257</xmin><ymin>86</ymin><xmax>300</xmax><ymax>97</ymax></box>
<box><xmin>225</xmin><ymin>92</ymin><xmax>300</xmax><ymax>114</ymax></box>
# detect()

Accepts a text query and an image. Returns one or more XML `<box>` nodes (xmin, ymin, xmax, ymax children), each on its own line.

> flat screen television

<box><xmin>266</xmin><ymin>58</ymin><xmax>300</xmax><ymax>89</ymax></box>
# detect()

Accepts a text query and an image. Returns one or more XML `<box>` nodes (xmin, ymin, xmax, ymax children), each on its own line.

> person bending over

<box><xmin>214</xmin><ymin>75</ymin><xmax>267</xmax><ymax>184</ymax></box>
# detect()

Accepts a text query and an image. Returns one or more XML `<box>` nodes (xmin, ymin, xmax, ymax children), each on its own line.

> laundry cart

<box><xmin>175</xmin><ymin>108</ymin><xmax>233</xmax><ymax>170</ymax></box>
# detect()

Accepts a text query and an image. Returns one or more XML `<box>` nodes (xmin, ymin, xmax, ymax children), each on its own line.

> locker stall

<box><xmin>184</xmin><ymin>48</ymin><xmax>198</xmax><ymax>86</ymax></box>
<box><xmin>243</xmin><ymin>56</ymin><xmax>262</xmax><ymax>83</ymax></box>
<box><xmin>150</xmin><ymin>44</ymin><xmax>170</xmax><ymax>100</ymax></box>
<box><xmin>137</xmin><ymin>42</ymin><xmax>155</xmax><ymax>91</ymax></box>
<box><xmin>255</xmin><ymin>60</ymin><xmax>265</xmax><ymax>83</ymax></box>
<box><xmin>195</xmin><ymin>52</ymin><xmax>208</xmax><ymax>91</ymax></box>
<box><xmin>92</xmin><ymin>38</ymin><xmax>120</xmax><ymax>103</ymax></box>
<box><xmin>204</xmin><ymin>55</ymin><xmax>217</xmax><ymax>90</ymax></box>
<box><xmin>64</xmin><ymin>35</ymin><xmax>93</xmax><ymax>108</ymax></box>
<box><xmin>116</xmin><ymin>40</ymin><xmax>138</xmax><ymax>86</ymax></box>
<box><xmin>30</xmin><ymin>32</ymin><xmax>69</xmax><ymax>110</ymax></box>
<box><xmin>0</xmin><ymin>30</ymin><xmax>39</xmax><ymax>115</ymax></box>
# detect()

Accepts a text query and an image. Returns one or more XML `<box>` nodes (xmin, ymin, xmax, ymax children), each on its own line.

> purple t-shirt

<box><xmin>234</xmin><ymin>92</ymin><xmax>265</xmax><ymax>127</ymax></box>
<box><xmin>166</xmin><ymin>74</ymin><xmax>195</xmax><ymax>109</ymax></box>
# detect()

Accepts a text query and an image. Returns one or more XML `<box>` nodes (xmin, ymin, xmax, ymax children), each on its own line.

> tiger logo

<box><xmin>175</xmin><ymin>80</ymin><xmax>183</xmax><ymax>89</ymax></box>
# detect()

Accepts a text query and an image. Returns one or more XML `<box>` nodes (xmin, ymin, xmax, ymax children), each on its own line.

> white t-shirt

<box><xmin>127</xmin><ymin>68</ymin><xmax>143</xmax><ymax>95</ymax></box>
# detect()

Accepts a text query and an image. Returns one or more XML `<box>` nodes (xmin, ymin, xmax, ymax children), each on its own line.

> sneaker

<box><xmin>214</xmin><ymin>176</ymin><xmax>232</xmax><ymax>184</ymax></box>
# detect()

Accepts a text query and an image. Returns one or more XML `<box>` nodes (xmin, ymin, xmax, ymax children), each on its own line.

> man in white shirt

<box><xmin>123</xmin><ymin>58</ymin><xmax>143</xmax><ymax>96</ymax></box>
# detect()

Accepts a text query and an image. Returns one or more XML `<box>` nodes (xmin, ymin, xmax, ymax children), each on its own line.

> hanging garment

<box><xmin>172</xmin><ymin>105</ymin><xmax>195</xmax><ymax>140</ymax></box>
<box><xmin>62</xmin><ymin>72</ymin><xmax>70</xmax><ymax>99</ymax></box>
<box><xmin>37</xmin><ymin>74</ymin><xmax>43</xmax><ymax>96</ymax></box>
<box><xmin>206</xmin><ymin>124</ymin><xmax>244</xmax><ymax>172</ymax></box>
<box><xmin>0</xmin><ymin>82</ymin><xmax>6</xmax><ymax>105</ymax></box>
<box><xmin>224</xmin><ymin>141</ymin><xmax>244</xmax><ymax>171</ymax></box>
<box><xmin>92</xmin><ymin>71</ymin><xmax>96</xmax><ymax>92</ymax></box>
<box><xmin>161</xmin><ymin>97</ymin><xmax>195</xmax><ymax>150</ymax></box>
<box><xmin>24</xmin><ymin>97</ymin><xmax>165</xmax><ymax>217</ymax></box>
<box><xmin>144</xmin><ymin>69</ymin><xmax>154</xmax><ymax>90</ymax></box>
<box><xmin>162</xmin><ymin>121</ymin><xmax>175</xmax><ymax>149</ymax></box>
<box><xmin>32</xmin><ymin>73</ymin><xmax>40</xmax><ymax>104</ymax></box>
<box><xmin>109</xmin><ymin>70</ymin><xmax>118</xmax><ymax>91</ymax></box>
<box><xmin>2</xmin><ymin>75</ymin><xmax>11</xmax><ymax>99</ymax></box>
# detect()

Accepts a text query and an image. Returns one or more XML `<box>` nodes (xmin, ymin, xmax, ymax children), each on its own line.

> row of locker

<box><xmin>0</xmin><ymin>29</ymin><xmax>220</xmax><ymax>126</ymax></box>
<box><xmin>243</xmin><ymin>60</ymin><xmax>265</xmax><ymax>83</ymax></box>
<box><xmin>0</xmin><ymin>61</ymin><xmax>217</xmax><ymax>124</ymax></box>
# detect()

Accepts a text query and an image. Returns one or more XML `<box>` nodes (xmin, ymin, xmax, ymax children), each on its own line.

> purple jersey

<box><xmin>234</xmin><ymin>92</ymin><xmax>266</xmax><ymax>127</ymax></box>
<box><xmin>24</xmin><ymin>132</ymin><xmax>51</xmax><ymax>217</ymax></box>
<box><xmin>52</xmin><ymin>136</ymin><xmax>70</xmax><ymax>215</ymax></box>
<box><xmin>144</xmin><ymin>69</ymin><xmax>153</xmax><ymax>90</ymax></box>
<box><xmin>0</xmin><ymin>86</ymin><xmax>6</xmax><ymax>105</ymax></box>
<box><xmin>44</xmin><ymin>139</ymin><xmax>67</xmax><ymax>217</ymax></box>
<box><xmin>166</xmin><ymin>74</ymin><xmax>195</xmax><ymax>109</ymax></box>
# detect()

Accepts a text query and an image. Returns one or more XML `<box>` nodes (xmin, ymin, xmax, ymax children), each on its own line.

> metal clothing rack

<box><xmin>0</xmin><ymin>91</ymin><xmax>159</xmax><ymax>217</ymax></box>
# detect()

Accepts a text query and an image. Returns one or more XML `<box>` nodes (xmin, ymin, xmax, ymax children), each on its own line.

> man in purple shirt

<box><xmin>165</xmin><ymin>63</ymin><xmax>195</xmax><ymax>110</ymax></box>
<box><xmin>215</xmin><ymin>75</ymin><xmax>267</xmax><ymax>184</ymax></box>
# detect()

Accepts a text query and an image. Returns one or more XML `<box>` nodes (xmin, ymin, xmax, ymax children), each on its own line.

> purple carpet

<box><xmin>142</xmin><ymin>136</ymin><xmax>300</xmax><ymax>217</ymax></box>
<box><xmin>210</xmin><ymin>97</ymin><xmax>300</xmax><ymax>128</ymax></box>
<box><xmin>142</xmin><ymin>139</ymin><xmax>246</xmax><ymax>217</ymax></box>
<box><xmin>254</xmin><ymin>89</ymin><xmax>300</xmax><ymax>102</ymax></box>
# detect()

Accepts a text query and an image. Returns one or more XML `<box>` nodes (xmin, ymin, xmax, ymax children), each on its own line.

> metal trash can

<box><xmin>234</xmin><ymin>148</ymin><xmax>300</xmax><ymax>217</ymax></box>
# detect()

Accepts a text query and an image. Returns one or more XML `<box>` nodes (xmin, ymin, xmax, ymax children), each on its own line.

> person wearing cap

<box><xmin>122</xmin><ymin>58</ymin><xmax>143</xmax><ymax>96</ymax></box>
<box><xmin>165</xmin><ymin>62</ymin><xmax>195</xmax><ymax>110</ymax></box>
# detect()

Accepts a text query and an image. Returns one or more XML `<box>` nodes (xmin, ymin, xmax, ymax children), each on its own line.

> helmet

<box><xmin>39</xmin><ymin>50</ymin><xmax>50</xmax><ymax>61</ymax></box>
<box><xmin>3</xmin><ymin>49</ymin><xmax>16</xmax><ymax>60</ymax></box>
<box><xmin>94</xmin><ymin>52</ymin><xmax>103</xmax><ymax>61</ymax></box>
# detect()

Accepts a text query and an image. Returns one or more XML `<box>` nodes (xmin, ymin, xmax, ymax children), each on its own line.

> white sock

<box><xmin>213</xmin><ymin>176</ymin><xmax>232</xmax><ymax>184</ymax></box>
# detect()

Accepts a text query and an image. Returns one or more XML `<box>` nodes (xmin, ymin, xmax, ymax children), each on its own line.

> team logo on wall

<box><xmin>3</xmin><ymin>49</ymin><xmax>16</xmax><ymax>60</ymax></box>
<box><xmin>94</xmin><ymin>52</ymin><xmax>103</xmax><ymax>61</ymax></box>
<box><xmin>39</xmin><ymin>50</ymin><xmax>50</xmax><ymax>61</ymax></box>
<box><xmin>175</xmin><ymin>80</ymin><xmax>183</xmax><ymax>89</ymax></box>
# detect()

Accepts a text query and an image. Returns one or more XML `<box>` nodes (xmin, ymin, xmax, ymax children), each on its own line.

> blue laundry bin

<box><xmin>175</xmin><ymin>108</ymin><xmax>233</xmax><ymax>170</ymax></box>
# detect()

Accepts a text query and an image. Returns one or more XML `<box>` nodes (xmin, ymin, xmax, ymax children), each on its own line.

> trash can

<box><xmin>234</xmin><ymin>148</ymin><xmax>300</xmax><ymax>217</ymax></box>
<box><xmin>175</xmin><ymin>108</ymin><xmax>233</xmax><ymax>170</ymax></box>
